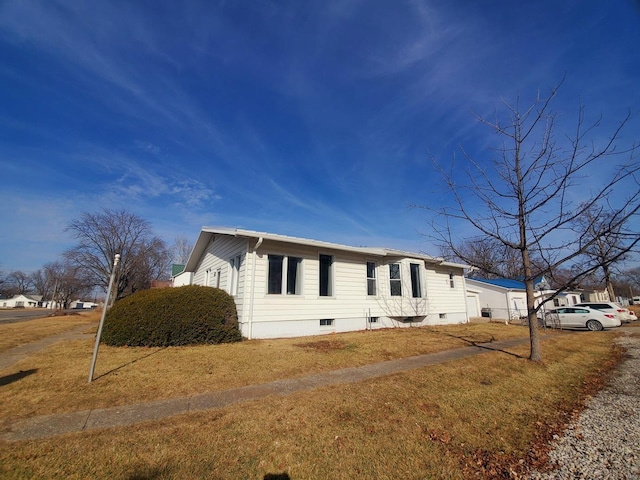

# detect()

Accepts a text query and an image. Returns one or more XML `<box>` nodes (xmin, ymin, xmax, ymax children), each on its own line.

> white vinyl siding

<box><xmin>192</xmin><ymin>235</ymin><xmax>248</xmax><ymax>316</ymax></box>
<box><xmin>420</xmin><ymin>265</ymin><xmax>467</xmax><ymax>324</ymax></box>
<box><xmin>189</xmin><ymin>233</ymin><xmax>468</xmax><ymax>338</ymax></box>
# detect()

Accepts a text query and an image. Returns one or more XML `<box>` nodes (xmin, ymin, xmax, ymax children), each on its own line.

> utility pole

<box><xmin>88</xmin><ymin>254</ymin><xmax>120</xmax><ymax>383</ymax></box>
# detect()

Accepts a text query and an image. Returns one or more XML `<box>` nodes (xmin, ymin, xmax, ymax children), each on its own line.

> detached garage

<box><xmin>465</xmin><ymin>277</ymin><xmax>552</xmax><ymax>322</ymax></box>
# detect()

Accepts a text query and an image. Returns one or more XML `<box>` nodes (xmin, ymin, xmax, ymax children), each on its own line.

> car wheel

<box><xmin>586</xmin><ymin>320</ymin><xmax>603</xmax><ymax>331</ymax></box>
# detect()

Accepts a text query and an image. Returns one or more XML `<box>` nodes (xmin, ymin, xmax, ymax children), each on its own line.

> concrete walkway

<box><xmin>0</xmin><ymin>334</ymin><xmax>532</xmax><ymax>442</ymax></box>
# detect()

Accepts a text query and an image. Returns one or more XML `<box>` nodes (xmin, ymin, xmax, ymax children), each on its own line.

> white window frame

<box><xmin>366</xmin><ymin>261</ymin><xmax>377</xmax><ymax>296</ymax></box>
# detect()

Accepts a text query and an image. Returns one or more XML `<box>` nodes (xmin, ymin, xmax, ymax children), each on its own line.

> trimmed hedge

<box><xmin>102</xmin><ymin>285</ymin><xmax>242</xmax><ymax>347</ymax></box>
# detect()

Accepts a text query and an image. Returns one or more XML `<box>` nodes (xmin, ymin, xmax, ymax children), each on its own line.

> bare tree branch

<box><xmin>416</xmin><ymin>83</ymin><xmax>639</xmax><ymax>361</ymax></box>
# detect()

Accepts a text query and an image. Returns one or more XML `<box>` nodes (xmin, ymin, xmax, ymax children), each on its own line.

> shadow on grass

<box><xmin>440</xmin><ymin>332</ymin><xmax>527</xmax><ymax>359</ymax></box>
<box><xmin>264</xmin><ymin>473</ymin><xmax>291</xmax><ymax>480</ymax></box>
<box><xmin>127</xmin><ymin>464</ymin><xmax>172</xmax><ymax>479</ymax></box>
<box><xmin>0</xmin><ymin>368</ymin><xmax>38</xmax><ymax>386</ymax></box>
<box><xmin>94</xmin><ymin>348</ymin><xmax>167</xmax><ymax>381</ymax></box>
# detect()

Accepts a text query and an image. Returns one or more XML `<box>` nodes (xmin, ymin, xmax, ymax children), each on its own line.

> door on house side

<box><xmin>466</xmin><ymin>295</ymin><xmax>479</xmax><ymax>317</ymax></box>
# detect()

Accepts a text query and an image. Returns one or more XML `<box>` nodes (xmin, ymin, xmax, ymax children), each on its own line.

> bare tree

<box><xmin>0</xmin><ymin>270</ymin><xmax>8</xmax><ymax>296</ymax></box>
<box><xmin>421</xmin><ymin>83</ymin><xmax>639</xmax><ymax>361</ymax></box>
<box><xmin>7</xmin><ymin>271</ymin><xmax>32</xmax><ymax>295</ymax></box>
<box><xmin>0</xmin><ymin>270</ymin><xmax>17</xmax><ymax>298</ymax></box>
<box><xmin>29</xmin><ymin>269</ymin><xmax>54</xmax><ymax>299</ymax></box>
<box><xmin>45</xmin><ymin>261</ymin><xmax>93</xmax><ymax>309</ymax></box>
<box><xmin>171</xmin><ymin>235</ymin><xmax>193</xmax><ymax>265</ymax></box>
<box><xmin>573</xmin><ymin>205</ymin><xmax>638</xmax><ymax>301</ymax></box>
<box><xmin>622</xmin><ymin>266</ymin><xmax>640</xmax><ymax>296</ymax></box>
<box><xmin>64</xmin><ymin>209</ymin><xmax>172</xmax><ymax>300</ymax></box>
<box><xmin>441</xmin><ymin>237</ymin><xmax>538</xmax><ymax>279</ymax></box>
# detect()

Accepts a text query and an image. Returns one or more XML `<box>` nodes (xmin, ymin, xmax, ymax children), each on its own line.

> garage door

<box><xmin>466</xmin><ymin>294</ymin><xmax>479</xmax><ymax>317</ymax></box>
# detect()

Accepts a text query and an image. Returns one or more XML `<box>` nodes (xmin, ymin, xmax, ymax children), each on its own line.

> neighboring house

<box><xmin>577</xmin><ymin>288</ymin><xmax>610</xmax><ymax>303</ymax></box>
<box><xmin>0</xmin><ymin>294</ymin><xmax>41</xmax><ymax>308</ymax></box>
<box><xmin>549</xmin><ymin>290</ymin><xmax>583</xmax><ymax>308</ymax></box>
<box><xmin>69</xmin><ymin>300</ymin><xmax>98</xmax><ymax>309</ymax></box>
<box><xmin>179</xmin><ymin>227</ymin><xmax>470</xmax><ymax>339</ymax></box>
<box><xmin>171</xmin><ymin>264</ymin><xmax>193</xmax><ymax>287</ymax></box>
<box><xmin>465</xmin><ymin>277</ymin><xmax>554</xmax><ymax>321</ymax></box>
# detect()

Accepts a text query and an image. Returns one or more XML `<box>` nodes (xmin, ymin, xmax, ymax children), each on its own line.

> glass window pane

<box><xmin>410</xmin><ymin>263</ymin><xmax>421</xmax><ymax>298</ymax></box>
<box><xmin>287</xmin><ymin>257</ymin><xmax>301</xmax><ymax>295</ymax></box>
<box><xmin>319</xmin><ymin>254</ymin><xmax>333</xmax><ymax>296</ymax></box>
<box><xmin>268</xmin><ymin>255</ymin><xmax>283</xmax><ymax>294</ymax></box>
<box><xmin>367</xmin><ymin>262</ymin><xmax>376</xmax><ymax>278</ymax></box>
<box><xmin>389</xmin><ymin>263</ymin><xmax>400</xmax><ymax>279</ymax></box>
<box><xmin>367</xmin><ymin>262</ymin><xmax>376</xmax><ymax>296</ymax></box>
<box><xmin>390</xmin><ymin>263</ymin><xmax>401</xmax><ymax>296</ymax></box>
<box><xmin>367</xmin><ymin>279</ymin><xmax>376</xmax><ymax>296</ymax></box>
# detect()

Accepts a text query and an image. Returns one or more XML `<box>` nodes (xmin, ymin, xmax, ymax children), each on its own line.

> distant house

<box><xmin>171</xmin><ymin>264</ymin><xmax>193</xmax><ymax>287</ymax></box>
<box><xmin>576</xmin><ymin>287</ymin><xmax>610</xmax><ymax>303</ymax></box>
<box><xmin>1</xmin><ymin>294</ymin><xmax>42</xmax><ymax>309</ymax></box>
<box><xmin>178</xmin><ymin>227</ymin><xmax>470</xmax><ymax>339</ymax></box>
<box><xmin>69</xmin><ymin>300</ymin><xmax>98</xmax><ymax>309</ymax></box>
<box><xmin>549</xmin><ymin>290</ymin><xmax>583</xmax><ymax>308</ymax></box>
<box><xmin>465</xmin><ymin>277</ymin><xmax>554</xmax><ymax>321</ymax></box>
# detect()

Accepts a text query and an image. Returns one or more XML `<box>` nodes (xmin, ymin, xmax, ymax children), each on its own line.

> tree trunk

<box><xmin>525</xmin><ymin>277</ymin><xmax>542</xmax><ymax>362</ymax></box>
<box><xmin>521</xmin><ymin>248</ymin><xmax>542</xmax><ymax>361</ymax></box>
<box><xmin>603</xmin><ymin>264</ymin><xmax>616</xmax><ymax>301</ymax></box>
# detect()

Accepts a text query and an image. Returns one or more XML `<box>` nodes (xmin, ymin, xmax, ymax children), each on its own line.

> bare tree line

<box><xmin>1</xmin><ymin>209</ymin><xmax>193</xmax><ymax>307</ymax></box>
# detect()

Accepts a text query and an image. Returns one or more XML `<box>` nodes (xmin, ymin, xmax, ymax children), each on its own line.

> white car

<box><xmin>574</xmin><ymin>302</ymin><xmax>631</xmax><ymax>323</ymax></box>
<box><xmin>545</xmin><ymin>306</ymin><xmax>621</xmax><ymax>331</ymax></box>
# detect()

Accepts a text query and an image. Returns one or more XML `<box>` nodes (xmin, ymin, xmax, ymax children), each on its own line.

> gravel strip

<box><xmin>528</xmin><ymin>333</ymin><xmax>640</xmax><ymax>479</ymax></box>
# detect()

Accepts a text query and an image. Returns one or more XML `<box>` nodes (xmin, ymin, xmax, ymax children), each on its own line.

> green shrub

<box><xmin>102</xmin><ymin>285</ymin><xmax>242</xmax><ymax>347</ymax></box>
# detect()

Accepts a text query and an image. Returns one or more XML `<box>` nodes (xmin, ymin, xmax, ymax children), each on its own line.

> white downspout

<box><xmin>461</xmin><ymin>274</ymin><xmax>469</xmax><ymax>323</ymax></box>
<box><xmin>247</xmin><ymin>237</ymin><xmax>263</xmax><ymax>340</ymax></box>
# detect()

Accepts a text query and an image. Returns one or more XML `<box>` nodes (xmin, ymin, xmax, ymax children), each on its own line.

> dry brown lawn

<box><xmin>0</xmin><ymin>311</ymin><xmax>98</xmax><ymax>353</ymax></box>
<box><xmin>0</xmin><ymin>317</ymin><xmax>625</xmax><ymax>479</ymax></box>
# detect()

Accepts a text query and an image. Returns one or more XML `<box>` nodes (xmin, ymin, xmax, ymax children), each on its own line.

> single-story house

<box><xmin>171</xmin><ymin>264</ymin><xmax>193</xmax><ymax>287</ymax></box>
<box><xmin>0</xmin><ymin>294</ymin><xmax>42</xmax><ymax>309</ymax></box>
<box><xmin>178</xmin><ymin>227</ymin><xmax>470</xmax><ymax>339</ymax></box>
<box><xmin>465</xmin><ymin>277</ymin><xmax>554</xmax><ymax>321</ymax></box>
<box><xmin>549</xmin><ymin>290</ymin><xmax>583</xmax><ymax>308</ymax></box>
<box><xmin>69</xmin><ymin>300</ymin><xmax>99</xmax><ymax>309</ymax></box>
<box><xmin>577</xmin><ymin>288</ymin><xmax>610</xmax><ymax>303</ymax></box>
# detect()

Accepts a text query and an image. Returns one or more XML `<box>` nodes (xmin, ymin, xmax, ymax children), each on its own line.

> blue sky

<box><xmin>1</xmin><ymin>0</ymin><xmax>639</xmax><ymax>273</ymax></box>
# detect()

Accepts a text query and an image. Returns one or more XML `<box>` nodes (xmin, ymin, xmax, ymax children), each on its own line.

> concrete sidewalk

<box><xmin>0</xmin><ymin>336</ymin><xmax>530</xmax><ymax>442</ymax></box>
